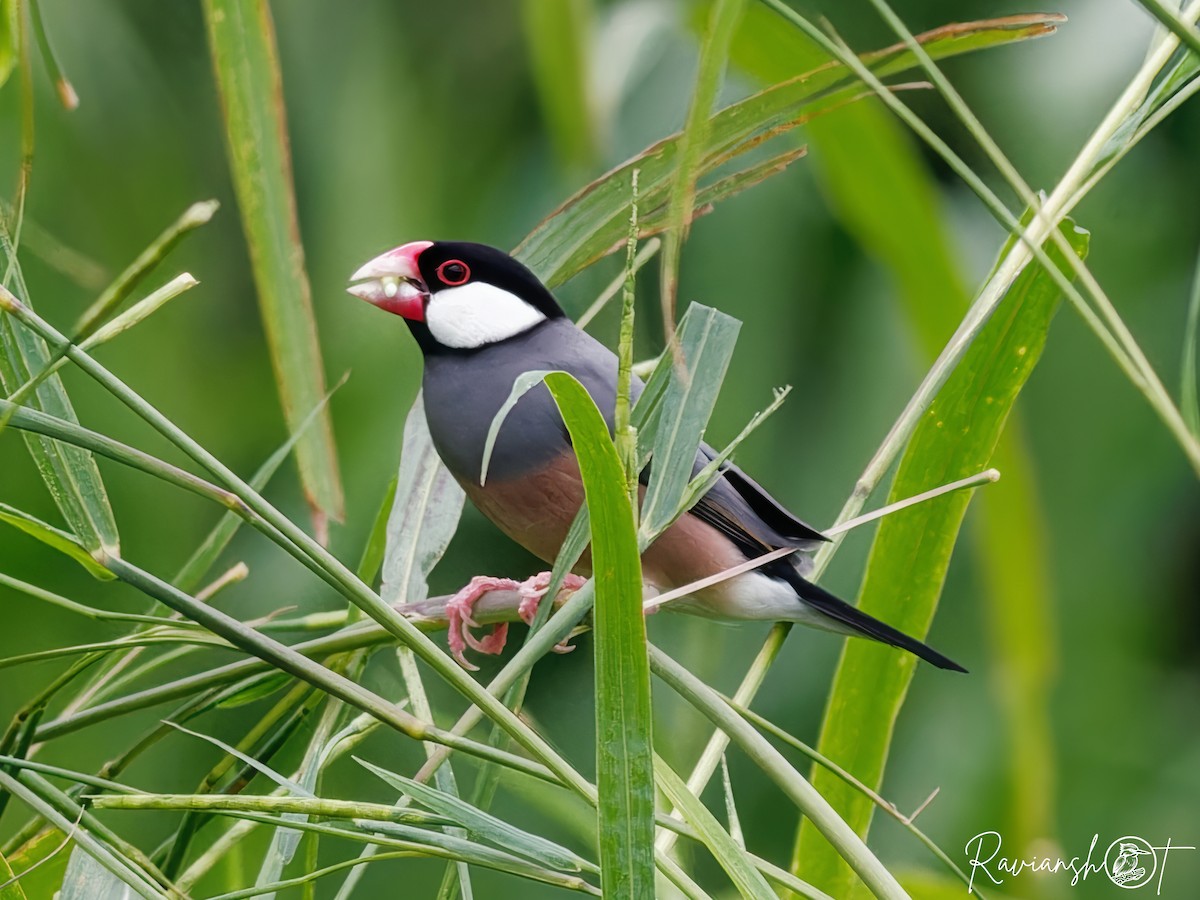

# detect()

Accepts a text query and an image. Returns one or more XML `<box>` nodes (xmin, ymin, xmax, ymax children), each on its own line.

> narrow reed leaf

<box><xmin>653</xmin><ymin>754</ymin><xmax>774</xmax><ymax>900</ymax></box>
<box><xmin>356</xmin><ymin>758</ymin><xmax>595</xmax><ymax>873</ymax></box>
<box><xmin>1184</xmin><ymin>247</ymin><xmax>1200</xmax><ymax>435</ymax></box>
<box><xmin>0</xmin><ymin>276</ymin><xmax>119</xmax><ymax>558</ymax></box>
<box><xmin>540</xmin><ymin>371</ymin><xmax>653</xmax><ymax>899</ymax></box>
<box><xmin>794</xmin><ymin>222</ymin><xmax>1089</xmax><ymax>895</ymax></box>
<box><xmin>3</xmin><ymin>829</ymin><xmax>70</xmax><ymax>900</ymax></box>
<box><xmin>658</xmin><ymin>0</ymin><xmax>744</xmax><ymax>334</ymax></box>
<box><xmin>201</xmin><ymin>0</ymin><xmax>344</xmax><ymax>524</ymax></box>
<box><xmin>164</xmin><ymin>721</ymin><xmax>312</xmax><ymax>797</ymax></box>
<box><xmin>520</xmin><ymin>0</ymin><xmax>597</xmax><ymax>170</ymax></box>
<box><xmin>515</xmin><ymin>15</ymin><xmax>1062</xmax><ymax>286</ymax></box>
<box><xmin>74</xmin><ymin>202</ymin><xmax>216</xmax><ymax>339</ymax></box>
<box><xmin>381</xmin><ymin>393</ymin><xmax>465</xmax><ymax>606</ymax></box>
<box><xmin>25</xmin><ymin>0</ymin><xmax>75</xmax><ymax>109</ymax></box>
<box><xmin>639</xmin><ymin>305</ymin><xmax>740</xmax><ymax>538</ymax></box>
<box><xmin>0</xmin><ymin>503</ymin><xmax>113</xmax><ymax>580</ymax></box>
<box><xmin>479</xmin><ymin>370</ymin><xmax>556</xmax><ymax>485</ymax></box>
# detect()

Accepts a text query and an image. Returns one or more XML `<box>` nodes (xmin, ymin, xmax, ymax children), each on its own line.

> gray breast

<box><xmin>421</xmin><ymin>318</ymin><xmax>620</xmax><ymax>485</ymax></box>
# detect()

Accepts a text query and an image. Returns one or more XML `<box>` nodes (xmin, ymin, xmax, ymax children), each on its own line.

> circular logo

<box><xmin>1105</xmin><ymin>836</ymin><xmax>1156</xmax><ymax>889</ymax></box>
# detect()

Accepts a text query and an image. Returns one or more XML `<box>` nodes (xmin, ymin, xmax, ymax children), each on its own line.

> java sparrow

<box><xmin>349</xmin><ymin>241</ymin><xmax>965</xmax><ymax>672</ymax></box>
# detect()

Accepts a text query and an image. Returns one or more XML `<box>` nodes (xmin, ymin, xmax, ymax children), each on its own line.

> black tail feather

<box><xmin>776</xmin><ymin>566</ymin><xmax>967</xmax><ymax>673</ymax></box>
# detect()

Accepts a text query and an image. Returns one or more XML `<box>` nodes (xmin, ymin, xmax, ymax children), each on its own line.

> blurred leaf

<box><xmin>214</xmin><ymin>672</ymin><xmax>290</xmax><ymax>709</ymax></box>
<box><xmin>540</xmin><ymin>371</ymin><xmax>653</xmax><ymax>899</ymax></box>
<box><xmin>174</xmin><ymin>381</ymin><xmax>341</xmax><ymax>592</ymax></box>
<box><xmin>794</xmin><ymin>221</ymin><xmax>1089</xmax><ymax>895</ymax></box>
<box><xmin>640</xmin><ymin>305</ymin><xmax>740</xmax><ymax>538</ymax></box>
<box><xmin>0</xmin><ymin>845</ymin><xmax>28</xmax><ymax>900</ymax></box>
<box><xmin>521</xmin><ymin>0</ymin><xmax>597</xmax><ymax>169</ymax></box>
<box><xmin>0</xmin><ymin>269</ymin><xmax>120</xmax><ymax>559</ymax></box>
<box><xmin>0</xmin><ymin>502</ymin><xmax>113</xmax><ymax>580</ymax></box>
<box><xmin>380</xmin><ymin>392</ymin><xmax>466</xmax><ymax>606</ymax></box>
<box><xmin>356</xmin><ymin>758</ymin><xmax>594</xmax><ymax>873</ymax></box>
<box><xmin>515</xmin><ymin>14</ymin><xmax>1063</xmax><ymax>286</ymax></box>
<box><xmin>1184</xmin><ymin>247</ymin><xmax>1200</xmax><ymax>435</ymax></box>
<box><xmin>0</xmin><ymin>0</ymin><xmax>15</xmax><ymax>89</ymax></box>
<box><xmin>654</xmin><ymin>754</ymin><xmax>774</xmax><ymax>900</ymax></box>
<box><xmin>201</xmin><ymin>0</ymin><xmax>344</xmax><ymax>524</ymax></box>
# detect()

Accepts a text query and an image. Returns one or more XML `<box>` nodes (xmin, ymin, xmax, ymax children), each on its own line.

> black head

<box><xmin>348</xmin><ymin>240</ymin><xmax>565</xmax><ymax>354</ymax></box>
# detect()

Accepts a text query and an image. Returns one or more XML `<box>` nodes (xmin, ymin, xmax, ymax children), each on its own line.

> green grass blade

<box><xmin>514</xmin><ymin>15</ymin><xmax>1062</xmax><ymax>286</ymax></box>
<box><xmin>201</xmin><ymin>0</ymin><xmax>344</xmax><ymax>525</ymax></box>
<box><xmin>0</xmin><ymin>241</ymin><xmax>119</xmax><ymax>558</ymax></box>
<box><xmin>520</xmin><ymin>0</ymin><xmax>597</xmax><ymax>170</ymax></box>
<box><xmin>1183</xmin><ymin>247</ymin><xmax>1200</xmax><ymax>435</ymax></box>
<box><xmin>355</xmin><ymin>758</ymin><xmax>595</xmax><ymax>873</ymax></box>
<box><xmin>653</xmin><ymin>755</ymin><xmax>774</xmax><ymax>900</ymax></box>
<box><xmin>380</xmin><ymin>393</ymin><xmax>465</xmax><ymax>606</ymax></box>
<box><xmin>793</xmin><ymin>222</ymin><xmax>1089</xmax><ymax>895</ymax></box>
<box><xmin>0</xmin><ymin>502</ymin><xmax>114</xmax><ymax>580</ymax></box>
<box><xmin>639</xmin><ymin>305</ymin><xmax>740</xmax><ymax>539</ymax></box>
<box><xmin>658</xmin><ymin>0</ymin><xmax>745</xmax><ymax>332</ymax></box>
<box><xmin>540</xmin><ymin>372</ymin><xmax>653</xmax><ymax>899</ymax></box>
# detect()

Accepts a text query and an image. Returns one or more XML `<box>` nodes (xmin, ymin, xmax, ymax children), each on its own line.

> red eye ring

<box><xmin>436</xmin><ymin>260</ymin><xmax>470</xmax><ymax>286</ymax></box>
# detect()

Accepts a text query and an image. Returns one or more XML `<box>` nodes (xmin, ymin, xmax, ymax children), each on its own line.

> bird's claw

<box><xmin>518</xmin><ymin>572</ymin><xmax>587</xmax><ymax>655</ymax></box>
<box><xmin>446</xmin><ymin>572</ymin><xmax>587</xmax><ymax>669</ymax></box>
<box><xmin>445</xmin><ymin>575</ymin><xmax>521</xmax><ymax>670</ymax></box>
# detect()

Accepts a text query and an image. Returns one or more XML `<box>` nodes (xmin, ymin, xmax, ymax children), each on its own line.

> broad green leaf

<box><xmin>794</xmin><ymin>222</ymin><xmax>1089</xmax><ymax>896</ymax></box>
<box><xmin>654</xmin><ymin>755</ymin><xmax>774</xmax><ymax>900</ymax></box>
<box><xmin>356</xmin><ymin>757</ymin><xmax>594</xmax><ymax>873</ymax></box>
<box><xmin>380</xmin><ymin>392</ymin><xmax>466</xmax><ymax>606</ymax></box>
<box><xmin>640</xmin><ymin>305</ymin><xmax>740</xmax><ymax>538</ymax></box>
<box><xmin>0</xmin><ymin>502</ymin><xmax>113</xmax><ymax>580</ymax></box>
<box><xmin>521</xmin><ymin>0</ymin><xmax>597</xmax><ymax>170</ymax></box>
<box><xmin>540</xmin><ymin>372</ymin><xmax>653</xmax><ymax>899</ymax></box>
<box><xmin>0</xmin><ymin>258</ymin><xmax>120</xmax><ymax>559</ymax></box>
<box><xmin>515</xmin><ymin>15</ymin><xmax>1063</xmax><ymax>287</ymax></box>
<box><xmin>201</xmin><ymin>0</ymin><xmax>344</xmax><ymax>524</ymax></box>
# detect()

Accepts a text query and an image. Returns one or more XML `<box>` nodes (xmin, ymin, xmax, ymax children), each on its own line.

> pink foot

<box><xmin>518</xmin><ymin>572</ymin><xmax>587</xmax><ymax>654</ymax></box>
<box><xmin>445</xmin><ymin>575</ymin><xmax>521</xmax><ymax>670</ymax></box>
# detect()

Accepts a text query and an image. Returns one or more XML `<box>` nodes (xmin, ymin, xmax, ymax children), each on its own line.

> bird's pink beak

<box><xmin>347</xmin><ymin>240</ymin><xmax>434</xmax><ymax>321</ymax></box>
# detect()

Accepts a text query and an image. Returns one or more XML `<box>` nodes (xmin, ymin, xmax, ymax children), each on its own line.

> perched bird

<box><xmin>349</xmin><ymin>241</ymin><xmax>965</xmax><ymax>672</ymax></box>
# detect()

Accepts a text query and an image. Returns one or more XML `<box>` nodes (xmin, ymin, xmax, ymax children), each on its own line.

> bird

<box><xmin>348</xmin><ymin>240</ymin><xmax>965</xmax><ymax>673</ymax></box>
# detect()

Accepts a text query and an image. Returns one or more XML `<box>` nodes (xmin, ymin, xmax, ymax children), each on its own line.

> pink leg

<box><xmin>445</xmin><ymin>575</ymin><xmax>521</xmax><ymax>670</ymax></box>
<box><xmin>518</xmin><ymin>573</ymin><xmax>587</xmax><ymax>654</ymax></box>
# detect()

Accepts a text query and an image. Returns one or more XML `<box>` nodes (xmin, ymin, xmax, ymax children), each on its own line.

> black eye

<box><xmin>437</xmin><ymin>260</ymin><xmax>470</xmax><ymax>286</ymax></box>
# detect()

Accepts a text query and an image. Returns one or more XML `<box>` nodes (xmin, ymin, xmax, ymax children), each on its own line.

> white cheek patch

<box><xmin>425</xmin><ymin>282</ymin><xmax>547</xmax><ymax>349</ymax></box>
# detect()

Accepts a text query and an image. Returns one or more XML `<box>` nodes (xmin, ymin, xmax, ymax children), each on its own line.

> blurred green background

<box><xmin>0</xmin><ymin>0</ymin><xmax>1197</xmax><ymax>896</ymax></box>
